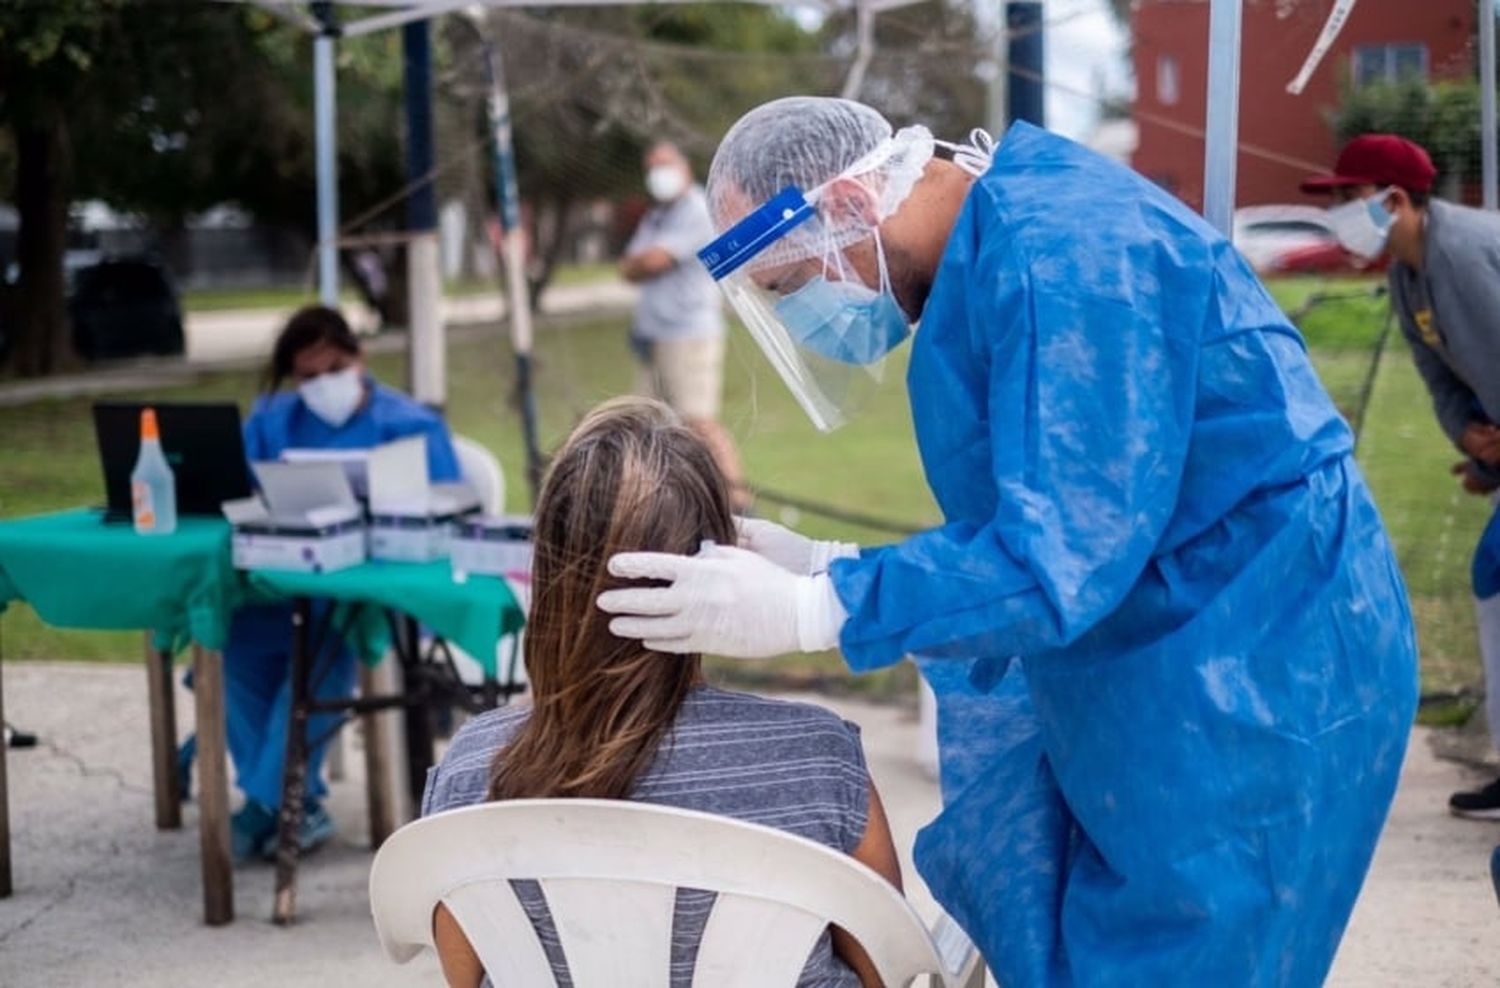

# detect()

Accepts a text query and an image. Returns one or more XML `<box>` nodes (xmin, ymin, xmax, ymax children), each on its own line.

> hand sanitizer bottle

<box><xmin>131</xmin><ymin>407</ymin><xmax>177</xmax><ymax>535</ymax></box>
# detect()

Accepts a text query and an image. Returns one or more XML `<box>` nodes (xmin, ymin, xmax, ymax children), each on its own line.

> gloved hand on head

<box><xmin>596</xmin><ymin>541</ymin><xmax>847</xmax><ymax>658</ymax></box>
<box><xmin>736</xmin><ymin>517</ymin><xmax>860</xmax><ymax>576</ymax></box>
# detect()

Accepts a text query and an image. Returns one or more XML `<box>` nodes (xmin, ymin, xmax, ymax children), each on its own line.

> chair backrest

<box><xmin>452</xmin><ymin>434</ymin><xmax>505</xmax><ymax>515</ymax></box>
<box><xmin>369</xmin><ymin>799</ymin><xmax>957</xmax><ymax>988</ymax></box>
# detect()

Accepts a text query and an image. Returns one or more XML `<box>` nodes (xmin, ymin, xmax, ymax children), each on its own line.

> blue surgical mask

<box><xmin>774</xmin><ymin>277</ymin><xmax>911</xmax><ymax>365</ymax></box>
<box><xmin>1326</xmin><ymin>187</ymin><xmax>1396</xmax><ymax>260</ymax></box>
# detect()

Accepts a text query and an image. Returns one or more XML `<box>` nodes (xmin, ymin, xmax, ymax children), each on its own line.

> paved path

<box><xmin>0</xmin><ymin>661</ymin><xmax>1496</xmax><ymax>985</ymax></box>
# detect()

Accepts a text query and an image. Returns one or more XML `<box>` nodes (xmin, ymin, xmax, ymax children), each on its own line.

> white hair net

<box><xmin>705</xmin><ymin>97</ymin><xmax>937</xmax><ymax>274</ymax></box>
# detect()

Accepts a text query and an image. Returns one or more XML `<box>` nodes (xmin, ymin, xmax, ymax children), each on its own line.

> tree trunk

<box><xmin>8</xmin><ymin>114</ymin><xmax>75</xmax><ymax>378</ymax></box>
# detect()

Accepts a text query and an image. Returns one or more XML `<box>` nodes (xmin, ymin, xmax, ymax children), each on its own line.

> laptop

<box><xmin>92</xmin><ymin>401</ymin><xmax>254</xmax><ymax>521</ymax></box>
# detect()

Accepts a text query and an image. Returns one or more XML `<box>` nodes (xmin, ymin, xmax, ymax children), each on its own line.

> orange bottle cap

<box><xmin>141</xmin><ymin>407</ymin><xmax>159</xmax><ymax>441</ymax></box>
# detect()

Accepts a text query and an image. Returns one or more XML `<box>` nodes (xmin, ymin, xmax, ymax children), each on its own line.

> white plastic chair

<box><xmin>453</xmin><ymin>434</ymin><xmax>505</xmax><ymax>515</ymax></box>
<box><xmin>369</xmin><ymin>799</ymin><xmax>984</xmax><ymax>988</ymax></box>
<box><xmin>446</xmin><ymin>433</ymin><xmax>527</xmax><ymax>688</ymax></box>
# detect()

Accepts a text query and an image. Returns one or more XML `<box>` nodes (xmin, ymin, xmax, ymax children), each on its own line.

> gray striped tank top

<box><xmin>422</xmin><ymin>685</ymin><xmax>872</xmax><ymax>987</ymax></box>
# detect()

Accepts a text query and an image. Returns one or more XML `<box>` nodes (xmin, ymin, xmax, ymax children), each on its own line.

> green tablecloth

<box><xmin>248</xmin><ymin>561</ymin><xmax>524</xmax><ymax>677</ymax></box>
<box><xmin>0</xmin><ymin>510</ymin><xmax>243</xmax><ymax>651</ymax></box>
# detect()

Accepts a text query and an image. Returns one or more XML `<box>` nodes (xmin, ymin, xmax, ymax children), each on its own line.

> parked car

<box><xmin>68</xmin><ymin>257</ymin><xmax>184</xmax><ymax>361</ymax></box>
<box><xmin>1232</xmin><ymin>205</ymin><xmax>1378</xmax><ymax>276</ymax></box>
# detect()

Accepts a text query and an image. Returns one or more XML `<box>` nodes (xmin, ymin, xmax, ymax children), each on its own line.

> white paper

<box><xmin>282</xmin><ymin>447</ymin><xmax>372</xmax><ymax>497</ymax></box>
<box><xmin>220</xmin><ymin>495</ymin><xmax>270</xmax><ymax>525</ymax></box>
<box><xmin>252</xmin><ymin>461</ymin><xmax>358</xmax><ymax>517</ymax></box>
<box><xmin>368</xmin><ymin>435</ymin><xmax>431</xmax><ymax>514</ymax></box>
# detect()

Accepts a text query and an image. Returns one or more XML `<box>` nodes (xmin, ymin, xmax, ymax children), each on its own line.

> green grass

<box><xmin>180</xmin><ymin>285</ymin><xmax>359</xmax><ymax>313</ymax></box>
<box><xmin>2</xmin><ymin>275</ymin><xmax>1488</xmax><ymax>702</ymax></box>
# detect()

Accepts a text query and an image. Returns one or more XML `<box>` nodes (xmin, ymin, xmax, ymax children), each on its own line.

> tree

<box><xmin>0</xmin><ymin>1</ymin><xmax>427</xmax><ymax>375</ymax></box>
<box><xmin>820</xmin><ymin>0</ymin><xmax>987</xmax><ymax>136</ymax></box>
<box><xmin>0</xmin><ymin>0</ymin><xmax>122</xmax><ymax>376</ymax></box>
<box><xmin>1331</xmin><ymin>78</ymin><xmax>1489</xmax><ymax>196</ymax></box>
<box><xmin>443</xmin><ymin>4</ymin><xmax>823</xmax><ymax>306</ymax></box>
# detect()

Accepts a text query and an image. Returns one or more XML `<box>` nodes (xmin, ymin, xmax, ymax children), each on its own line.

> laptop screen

<box><xmin>92</xmin><ymin>402</ymin><xmax>254</xmax><ymax>519</ymax></box>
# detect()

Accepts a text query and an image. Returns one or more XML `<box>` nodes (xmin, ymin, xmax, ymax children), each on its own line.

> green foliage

<box><xmin>0</xmin><ymin>0</ymin><xmax>123</xmax><ymax>112</ymax></box>
<box><xmin>821</xmin><ymin>0</ymin><xmax>987</xmax><ymax>137</ymax></box>
<box><xmin>1331</xmin><ymin>77</ymin><xmax>1489</xmax><ymax>191</ymax></box>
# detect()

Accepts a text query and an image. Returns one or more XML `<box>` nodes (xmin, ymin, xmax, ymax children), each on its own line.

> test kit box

<box><xmin>230</xmin><ymin>515</ymin><xmax>367</xmax><ymax>573</ymax></box>
<box><xmin>451</xmin><ymin>514</ymin><xmax>534</xmax><ymax>582</ymax></box>
<box><xmin>365</xmin><ymin>436</ymin><xmax>481</xmax><ymax>563</ymax></box>
<box><xmin>223</xmin><ymin>461</ymin><xmax>366</xmax><ymax>574</ymax></box>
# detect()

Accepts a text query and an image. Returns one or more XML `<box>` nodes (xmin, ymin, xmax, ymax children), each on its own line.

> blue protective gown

<box><xmin>828</xmin><ymin>123</ymin><xmax>1418</xmax><ymax>986</ymax></box>
<box><xmin>228</xmin><ymin>379</ymin><xmax>460</xmax><ymax>809</ymax></box>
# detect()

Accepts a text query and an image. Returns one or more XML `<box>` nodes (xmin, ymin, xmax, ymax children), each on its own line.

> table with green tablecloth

<box><xmin>0</xmin><ymin>509</ymin><xmax>242</xmax><ymax>924</ymax></box>
<box><xmin>248</xmin><ymin>560</ymin><xmax>525</xmax><ymax>677</ymax></box>
<box><xmin>0</xmin><ymin>510</ymin><xmax>528</xmax><ymax>926</ymax></box>
<box><xmin>245</xmin><ymin>560</ymin><xmax>525</xmax><ymax>923</ymax></box>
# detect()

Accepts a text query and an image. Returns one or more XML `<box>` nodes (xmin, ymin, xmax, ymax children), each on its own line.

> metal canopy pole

<box><xmin>472</xmin><ymin>12</ymin><xmax>543</xmax><ymax>503</ymax></box>
<box><xmin>1203</xmin><ymin>0</ymin><xmax>1243</xmax><ymax>237</ymax></box>
<box><xmin>1481</xmin><ymin>0</ymin><xmax>1497</xmax><ymax>210</ymax></box>
<box><xmin>312</xmin><ymin>5</ymin><xmax>340</xmax><ymax>304</ymax></box>
<box><xmin>1006</xmin><ymin>2</ymin><xmax>1045</xmax><ymax>127</ymax></box>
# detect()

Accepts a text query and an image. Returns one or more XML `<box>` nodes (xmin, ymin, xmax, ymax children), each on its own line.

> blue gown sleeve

<box><xmin>242</xmin><ymin>401</ymin><xmax>269</xmax><ymax>464</ymax></box>
<box><xmin>830</xmin><ymin>236</ymin><xmax>1201</xmax><ymax>672</ymax></box>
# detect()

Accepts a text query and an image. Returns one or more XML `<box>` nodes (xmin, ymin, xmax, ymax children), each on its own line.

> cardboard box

<box><xmin>365</xmin><ymin>435</ymin><xmax>480</xmax><ymax>563</ymax></box>
<box><xmin>223</xmin><ymin>461</ymin><xmax>366</xmax><ymax>574</ymax></box>
<box><xmin>451</xmin><ymin>514</ymin><xmax>534</xmax><ymax>581</ymax></box>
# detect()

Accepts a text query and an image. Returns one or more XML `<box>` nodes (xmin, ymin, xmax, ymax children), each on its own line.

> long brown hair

<box><xmin>487</xmin><ymin>397</ymin><xmax>735</xmax><ymax>801</ymax></box>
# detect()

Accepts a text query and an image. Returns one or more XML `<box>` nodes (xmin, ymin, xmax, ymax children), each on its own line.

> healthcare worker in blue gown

<box><xmin>226</xmin><ymin>304</ymin><xmax>459</xmax><ymax>862</ymax></box>
<box><xmin>596</xmin><ymin>97</ymin><xmax>1419</xmax><ymax>986</ymax></box>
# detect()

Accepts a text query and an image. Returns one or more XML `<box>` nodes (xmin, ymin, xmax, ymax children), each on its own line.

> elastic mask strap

<box><xmin>936</xmin><ymin>128</ymin><xmax>996</xmax><ymax>177</ymax></box>
<box><xmin>819</xmin><ymin>222</ymin><xmax>849</xmax><ymax>282</ymax></box>
<box><xmin>872</xmin><ymin>226</ymin><xmax>894</xmax><ymax>297</ymax></box>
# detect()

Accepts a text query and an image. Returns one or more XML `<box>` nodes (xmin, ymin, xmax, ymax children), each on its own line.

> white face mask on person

<box><xmin>298</xmin><ymin>366</ymin><xmax>365</xmax><ymax>428</ymax></box>
<box><xmin>646</xmin><ymin>165</ymin><xmax>689</xmax><ymax>203</ymax></box>
<box><xmin>1326</xmin><ymin>188</ymin><xmax>1397</xmax><ymax>260</ymax></box>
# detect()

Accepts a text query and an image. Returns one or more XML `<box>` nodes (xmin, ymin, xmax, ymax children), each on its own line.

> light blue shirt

<box><xmin>626</xmin><ymin>186</ymin><xmax>725</xmax><ymax>342</ymax></box>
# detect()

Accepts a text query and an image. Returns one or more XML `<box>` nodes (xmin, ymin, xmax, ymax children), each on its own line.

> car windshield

<box><xmin>1244</xmin><ymin>220</ymin><xmax>1331</xmax><ymax>237</ymax></box>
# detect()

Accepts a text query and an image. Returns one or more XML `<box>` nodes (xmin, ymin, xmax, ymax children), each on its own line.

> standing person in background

<box><xmin>620</xmin><ymin>141</ymin><xmax>745</xmax><ymax>507</ymax></box>
<box><xmin>1306</xmin><ymin>135</ymin><xmax>1500</xmax><ymax>819</ymax></box>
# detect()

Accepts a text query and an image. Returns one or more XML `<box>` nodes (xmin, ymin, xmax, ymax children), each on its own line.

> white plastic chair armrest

<box><xmin>929</xmin><ymin>911</ymin><xmax>984</xmax><ymax>988</ymax></box>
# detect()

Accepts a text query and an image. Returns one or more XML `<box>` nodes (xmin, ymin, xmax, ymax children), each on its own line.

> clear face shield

<box><xmin>698</xmin><ymin>188</ymin><xmax>905</xmax><ymax>432</ymax></box>
<box><xmin>698</xmin><ymin>125</ymin><xmax>995</xmax><ymax>432</ymax></box>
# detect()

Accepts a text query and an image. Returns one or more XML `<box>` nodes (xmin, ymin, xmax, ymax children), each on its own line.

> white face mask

<box><xmin>298</xmin><ymin>366</ymin><xmax>365</xmax><ymax>428</ymax></box>
<box><xmin>646</xmin><ymin>165</ymin><xmax>689</xmax><ymax>203</ymax></box>
<box><xmin>1325</xmin><ymin>188</ymin><xmax>1396</xmax><ymax>260</ymax></box>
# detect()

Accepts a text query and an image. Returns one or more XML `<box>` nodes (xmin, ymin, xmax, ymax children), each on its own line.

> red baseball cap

<box><xmin>1302</xmin><ymin>134</ymin><xmax>1436</xmax><ymax>194</ymax></box>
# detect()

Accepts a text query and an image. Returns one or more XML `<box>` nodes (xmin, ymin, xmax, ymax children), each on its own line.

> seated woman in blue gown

<box><xmin>228</xmin><ymin>304</ymin><xmax>460</xmax><ymax>861</ymax></box>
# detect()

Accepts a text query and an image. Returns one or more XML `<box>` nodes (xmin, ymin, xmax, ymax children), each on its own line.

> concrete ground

<box><xmin>1</xmin><ymin>661</ymin><xmax>1498</xmax><ymax>986</ymax></box>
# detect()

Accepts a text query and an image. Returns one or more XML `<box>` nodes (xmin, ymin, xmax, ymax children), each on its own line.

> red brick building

<box><xmin>1131</xmin><ymin>0</ymin><xmax>1475</xmax><ymax>208</ymax></box>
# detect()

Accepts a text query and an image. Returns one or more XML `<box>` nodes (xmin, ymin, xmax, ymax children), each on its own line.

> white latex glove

<box><xmin>596</xmin><ymin>542</ymin><xmax>847</xmax><ymax>657</ymax></box>
<box><xmin>736</xmin><ymin>517</ymin><xmax>860</xmax><ymax>576</ymax></box>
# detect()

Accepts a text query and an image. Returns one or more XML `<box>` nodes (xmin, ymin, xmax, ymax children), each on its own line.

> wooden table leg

<box><xmin>272</xmin><ymin>599</ymin><xmax>311</xmax><ymax>925</ymax></box>
<box><xmin>145</xmin><ymin>634</ymin><xmax>182</xmax><ymax>830</ymax></box>
<box><xmin>359</xmin><ymin>663</ymin><xmax>395</xmax><ymax>849</ymax></box>
<box><xmin>193</xmin><ymin>645</ymin><xmax>233</xmax><ymax>926</ymax></box>
<box><xmin>0</xmin><ymin>654</ymin><xmax>12</xmax><ymax>899</ymax></box>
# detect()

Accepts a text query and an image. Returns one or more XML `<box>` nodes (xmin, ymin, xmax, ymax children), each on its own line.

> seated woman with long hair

<box><xmin>421</xmin><ymin>397</ymin><xmax>900</xmax><ymax>988</ymax></box>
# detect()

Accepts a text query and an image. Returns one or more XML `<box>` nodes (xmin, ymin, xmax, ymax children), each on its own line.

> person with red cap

<box><xmin>1307</xmin><ymin>134</ymin><xmax>1500</xmax><ymax>820</ymax></box>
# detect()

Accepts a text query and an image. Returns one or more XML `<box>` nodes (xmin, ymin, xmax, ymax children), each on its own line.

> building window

<box><xmin>1353</xmin><ymin>43</ymin><xmax>1429</xmax><ymax>87</ymax></box>
<box><xmin>1156</xmin><ymin>55</ymin><xmax>1180</xmax><ymax>106</ymax></box>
